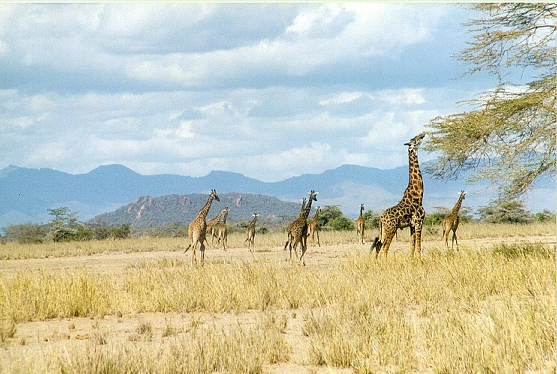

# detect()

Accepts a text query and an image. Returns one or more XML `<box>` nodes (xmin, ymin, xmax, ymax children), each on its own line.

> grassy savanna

<box><xmin>0</xmin><ymin>222</ymin><xmax>555</xmax><ymax>373</ymax></box>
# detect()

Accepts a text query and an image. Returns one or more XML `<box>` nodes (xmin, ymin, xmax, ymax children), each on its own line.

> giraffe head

<box><xmin>252</xmin><ymin>213</ymin><xmax>259</xmax><ymax>218</ymax></box>
<box><xmin>360</xmin><ymin>203</ymin><xmax>365</xmax><ymax>210</ymax></box>
<box><xmin>459</xmin><ymin>190</ymin><xmax>466</xmax><ymax>199</ymax></box>
<box><xmin>307</xmin><ymin>190</ymin><xmax>318</xmax><ymax>202</ymax></box>
<box><xmin>210</xmin><ymin>189</ymin><xmax>220</xmax><ymax>202</ymax></box>
<box><xmin>404</xmin><ymin>132</ymin><xmax>426</xmax><ymax>151</ymax></box>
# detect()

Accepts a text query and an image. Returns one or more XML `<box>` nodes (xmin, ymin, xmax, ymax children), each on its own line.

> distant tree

<box><xmin>112</xmin><ymin>224</ymin><xmax>131</xmax><ymax>239</ymax></box>
<box><xmin>423</xmin><ymin>207</ymin><xmax>450</xmax><ymax>226</ymax></box>
<box><xmin>535</xmin><ymin>209</ymin><xmax>556</xmax><ymax>222</ymax></box>
<box><xmin>319</xmin><ymin>206</ymin><xmax>343</xmax><ymax>227</ymax></box>
<box><xmin>48</xmin><ymin>207</ymin><xmax>79</xmax><ymax>242</ymax></box>
<box><xmin>362</xmin><ymin>210</ymin><xmax>380</xmax><ymax>229</ymax></box>
<box><xmin>477</xmin><ymin>199</ymin><xmax>534</xmax><ymax>224</ymax></box>
<box><xmin>425</xmin><ymin>4</ymin><xmax>556</xmax><ymax>200</ymax></box>
<box><xmin>93</xmin><ymin>225</ymin><xmax>113</xmax><ymax>240</ymax></box>
<box><xmin>318</xmin><ymin>206</ymin><xmax>355</xmax><ymax>231</ymax></box>
<box><xmin>329</xmin><ymin>216</ymin><xmax>355</xmax><ymax>231</ymax></box>
<box><xmin>257</xmin><ymin>227</ymin><xmax>269</xmax><ymax>235</ymax></box>
<box><xmin>4</xmin><ymin>223</ymin><xmax>46</xmax><ymax>244</ymax></box>
<box><xmin>75</xmin><ymin>225</ymin><xmax>94</xmax><ymax>241</ymax></box>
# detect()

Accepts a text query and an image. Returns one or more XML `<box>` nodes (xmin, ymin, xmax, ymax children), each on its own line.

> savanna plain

<box><xmin>1</xmin><ymin>222</ymin><xmax>555</xmax><ymax>374</ymax></box>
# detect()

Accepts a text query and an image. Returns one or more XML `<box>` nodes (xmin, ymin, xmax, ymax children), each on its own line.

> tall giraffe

<box><xmin>207</xmin><ymin>208</ymin><xmax>227</xmax><ymax>245</ymax></box>
<box><xmin>284</xmin><ymin>190</ymin><xmax>317</xmax><ymax>265</ymax></box>
<box><xmin>184</xmin><ymin>189</ymin><xmax>220</xmax><ymax>266</ymax></box>
<box><xmin>244</xmin><ymin>213</ymin><xmax>259</xmax><ymax>252</ymax></box>
<box><xmin>355</xmin><ymin>203</ymin><xmax>365</xmax><ymax>244</ymax></box>
<box><xmin>216</xmin><ymin>207</ymin><xmax>230</xmax><ymax>251</ymax></box>
<box><xmin>442</xmin><ymin>191</ymin><xmax>466</xmax><ymax>250</ymax></box>
<box><xmin>371</xmin><ymin>133</ymin><xmax>426</xmax><ymax>258</ymax></box>
<box><xmin>307</xmin><ymin>206</ymin><xmax>322</xmax><ymax>247</ymax></box>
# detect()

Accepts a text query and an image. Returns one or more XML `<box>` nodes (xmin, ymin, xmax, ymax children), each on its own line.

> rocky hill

<box><xmin>91</xmin><ymin>193</ymin><xmax>301</xmax><ymax>228</ymax></box>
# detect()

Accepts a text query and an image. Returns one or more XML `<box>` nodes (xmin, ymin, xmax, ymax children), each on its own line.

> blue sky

<box><xmin>1</xmin><ymin>3</ymin><xmax>497</xmax><ymax>183</ymax></box>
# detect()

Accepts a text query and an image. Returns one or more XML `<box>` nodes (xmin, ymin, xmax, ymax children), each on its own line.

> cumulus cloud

<box><xmin>0</xmin><ymin>4</ymin><xmax>491</xmax><ymax>182</ymax></box>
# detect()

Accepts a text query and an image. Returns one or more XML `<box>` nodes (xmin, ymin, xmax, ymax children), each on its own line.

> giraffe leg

<box><xmin>443</xmin><ymin>229</ymin><xmax>449</xmax><ymax>249</ymax></box>
<box><xmin>452</xmin><ymin>230</ymin><xmax>458</xmax><ymax>250</ymax></box>
<box><xmin>290</xmin><ymin>241</ymin><xmax>297</xmax><ymax>263</ymax></box>
<box><xmin>299</xmin><ymin>243</ymin><xmax>307</xmax><ymax>266</ymax></box>
<box><xmin>380</xmin><ymin>236</ymin><xmax>393</xmax><ymax>258</ymax></box>
<box><xmin>316</xmin><ymin>231</ymin><xmax>320</xmax><ymax>247</ymax></box>
<box><xmin>200</xmin><ymin>241</ymin><xmax>205</xmax><ymax>266</ymax></box>
<box><xmin>415</xmin><ymin>230</ymin><xmax>422</xmax><ymax>256</ymax></box>
<box><xmin>411</xmin><ymin>225</ymin><xmax>423</xmax><ymax>257</ymax></box>
<box><xmin>190</xmin><ymin>242</ymin><xmax>197</xmax><ymax>267</ymax></box>
<box><xmin>410</xmin><ymin>226</ymin><xmax>416</xmax><ymax>257</ymax></box>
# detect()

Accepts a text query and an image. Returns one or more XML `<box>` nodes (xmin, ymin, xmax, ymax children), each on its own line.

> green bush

<box><xmin>329</xmin><ymin>216</ymin><xmax>354</xmax><ymax>231</ymax></box>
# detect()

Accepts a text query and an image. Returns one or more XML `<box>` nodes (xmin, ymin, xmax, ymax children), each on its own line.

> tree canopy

<box><xmin>425</xmin><ymin>4</ymin><xmax>556</xmax><ymax>199</ymax></box>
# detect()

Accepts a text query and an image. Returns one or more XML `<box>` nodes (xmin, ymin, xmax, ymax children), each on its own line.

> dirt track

<box><xmin>1</xmin><ymin>234</ymin><xmax>553</xmax><ymax>274</ymax></box>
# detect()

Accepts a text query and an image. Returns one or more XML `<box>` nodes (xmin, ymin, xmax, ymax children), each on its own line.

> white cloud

<box><xmin>0</xmin><ymin>4</ymin><xmax>495</xmax><ymax>187</ymax></box>
<box><xmin>319</xmin><ymin>92</ymin><xmax>363</xmax><ymax>106</ymax></box>
<box><xmin>176</xmin><ymin>121</ymin><xmax>195</xmax><ymax>139</ymax></box>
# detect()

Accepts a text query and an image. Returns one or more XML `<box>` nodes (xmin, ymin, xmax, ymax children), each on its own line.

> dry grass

<box><xmin>0</xmin><ymin>222</ymin><xmax>555</xmax><ymax>373</ymax></box>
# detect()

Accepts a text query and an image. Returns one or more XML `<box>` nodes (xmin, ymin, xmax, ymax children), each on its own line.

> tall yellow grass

<box><xmin>0</xmin><ymin>222</ymin><xmax>555</xmax><ymax>373</ymax></box>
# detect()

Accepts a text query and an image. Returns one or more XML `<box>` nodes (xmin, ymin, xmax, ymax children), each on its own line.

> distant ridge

<box><xmin>0</xmin><ymin>163</ymin><xmax>554</xmax><ymax>227</ymax></box>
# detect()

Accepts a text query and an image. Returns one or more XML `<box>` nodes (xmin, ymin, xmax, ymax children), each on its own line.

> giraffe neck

<box><xmin>249</xmin><ymin>216</ymin><xmax>257</xmax><ymax>228</ymax></box>
<box><xmin>222</xmin><ymin>210</ymin><xmax>229</xmax><ymax>224</ymax></box>
<box><xmin>451</xmin><ymin>195</ymin><xmax>465</xmax><ymax>215</ymax></box>
<box><xmin>209</xmin><ymin>210</ymin><xmax>224</xmax><ymax>225</ymax></box>
<box><xmin>359</xmin><ymin>206</ymin><xmax>364</xmax><ymax>217</ymax></box>
<box><xmin>313</xmin><ymin>209</ymin><xmax>320</xmax><ymax>221</ymax></box>
<box><xmin>403</xmin><ymin>148</ymin><xmax>423</xmax><ymax>202</ymax></box>
<box><xmin>301</xmin><ymin>198</ymin><xmax>314</xmax><ymax>220</ymax></box>
<box><xmin>197</xmin><ymin>195</ymin><xmax>215</xmax><ymax>220</ymax></box>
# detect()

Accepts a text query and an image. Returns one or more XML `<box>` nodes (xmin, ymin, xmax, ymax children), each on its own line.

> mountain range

<box><xmin>1</xmin><ymin>163</ymin><xmax>554</xmax><ymax>227</ymax></box>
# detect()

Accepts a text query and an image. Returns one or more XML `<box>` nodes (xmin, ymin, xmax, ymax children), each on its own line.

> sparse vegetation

<box><xmin>0</xmin><ymin>222</ymin><xmax>554</xmax><ymax>373</ymax></box>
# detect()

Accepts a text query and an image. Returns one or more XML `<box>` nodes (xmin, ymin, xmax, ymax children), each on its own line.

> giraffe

<box><xmin>371</xmin><ymin>133</ymin><xmax>426</xmax><ymax>258</ymax></box>
<box><xmin>184</xmin><ymin>189</ymin><xmax>220</xmax><ymax>266</ymax></box>
<box><xmin>216</xmin><ymin>207</ymin><xmax>230</xmax><ymax>251</ymax></box>
<box><xmin>284</xmin><ymin>190</ymin><xmax>318</xmax><ymax>265</ymax></box>
<box><xmin>355</xmin><ymin>203</ymin><xmax>365</xmax><ymax>244</ymax></box>
<box><xmin>244</xmin><ymin>213</ymin><xmax>259</xmax><ymax>252</ymax></box>
<box><xmin>207</xmin><ymin>208</ymin><xmax>227</xmax><ymax>245</ymax></box>
<box><xmin>283</xmin><ymin>197</ymin><xmax>308</xmax><ymax>251</ymax></box>
<box><xmin>442</xmin><ymin>191</ymin><xmax>466</xmax><ymax>250</ymax></box>
<box><xmin>307</xmin><ymin>206</ymin><xmax>322</xmax><ymax>247</ymax></box>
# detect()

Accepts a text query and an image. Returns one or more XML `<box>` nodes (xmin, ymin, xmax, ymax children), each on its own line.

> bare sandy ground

<box><xmin>1</xmin><ymin>234</ymin><xmax>554</xmax><ymax>373</ymax></box>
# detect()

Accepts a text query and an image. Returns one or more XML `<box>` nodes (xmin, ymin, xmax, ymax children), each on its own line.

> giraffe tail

<box><xmin>184</xmin><ymin>244</ymin><xmax>191</xmax><ymax>254</ymax></box>
<box><xmin>370</xmin><ymin>220</ymin><xmax>382</xmax><ymax>253</ymax></box>
<box><xmin>283</xmin><ymin>240</ymin><xmax>290</xmax><ymax>251</ymax></box>
<box><xmin>370</xmin><ymin>237</ymin><xmax>381</xmax><ymax>253</ymax></box>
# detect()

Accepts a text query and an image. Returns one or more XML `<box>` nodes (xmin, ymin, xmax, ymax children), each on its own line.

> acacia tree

<box><xmin>425</xmin><ymin>4</ymin><xmax>556</xmax><ymax>199</ymax></box>
<box><xmin>477</xmin><ymin>199</ymin><xmax>533</xmax><ymax>224</ymax></box>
